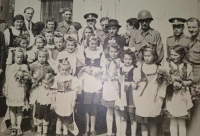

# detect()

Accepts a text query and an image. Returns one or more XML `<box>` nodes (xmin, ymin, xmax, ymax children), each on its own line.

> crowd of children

<box><xmin>1</xmin><ymin>8</ymin><xmax>200</xmax><ymax>136</ymax></box>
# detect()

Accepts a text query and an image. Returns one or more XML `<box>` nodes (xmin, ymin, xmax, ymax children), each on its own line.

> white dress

<box><xmin>134</xmin><ymin>63</ymin><xmax>166</xmax><ymax>118</ymax></box>
<box><xmin>5</xmin><ymin>63</ymin><xmax>29</xmax><ymax>106</ymax></box>
<box><xmin>166</xmin><ymin>62</ymin><xmax>193</xmax><ymax>117</ymax></box>
<box><xmin>52</xmin><ymin>74</ymin><xmax>79</xmax><ymax>117</ymax></box>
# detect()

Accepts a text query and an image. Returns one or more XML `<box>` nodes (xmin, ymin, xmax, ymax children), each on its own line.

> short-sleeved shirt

<box><xmin>56</xmin><ymin>21</ymin><xmax>72</xmax><ymax>35</ymax></box>
<box><xmin>129</xmin><ymin>28</ymin><xmax>164</xmax><ymax>63</ymax></box>
<box><xmin>166</xmin><ymin>34</ymin><xmax>190</xmax><ymax>57</ymax></box>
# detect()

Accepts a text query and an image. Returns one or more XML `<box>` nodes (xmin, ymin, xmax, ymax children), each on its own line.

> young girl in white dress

<box><xmin>80</xmin><ymin>35</ymin><xmax>104</xmax><ymax>136</ymax></box>
<box><xmin>166</xmin><ymin>45</ymin><xmax>193</xmax><ymax>136</ymax></box>
<box><xmin>4</xmin><ymin>48</ymin><xmax>29</xmax><ymax>135</ymax></box>
<box><xmin>119</xmin><ymin>47</ymin><xmax>138</xmax><ymax>136</ymax></box>
<box><xmin>101</xmin><ymin>42</ymin><xmax>122</xmax><ymax>136</ymax></box>
<box><xmin>134</xmin><ymin>45</ymin><xmax>166</xmax><ymax>136</ymax></box>
<box><xmin>51</xmin><ymin>59</ymin><xmax>79</xmax><ymax>136</ymax></box>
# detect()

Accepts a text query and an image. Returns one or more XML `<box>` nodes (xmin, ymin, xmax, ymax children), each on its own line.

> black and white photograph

<box><xmin>0</xmin><ymin>0</ymin><xmax>200</xmax><ymax>136</ymax></box>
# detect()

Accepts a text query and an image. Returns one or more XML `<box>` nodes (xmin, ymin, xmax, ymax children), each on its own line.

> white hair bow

<box><xmin>123</xmin><ymin>46</ymin><xmax>135</xmax><ymax>52</ymax></box>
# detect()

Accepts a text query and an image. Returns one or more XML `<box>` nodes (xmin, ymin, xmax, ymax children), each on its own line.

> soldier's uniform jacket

<box><xmin>166</xmin><ymin>34</ymin><xmax>190</xmax><ymax>57</ymax></box>
<box><xmin>130</xmin><ymin>28</ymin><xmax>164</xmax><ymax>63</ymax></box>
<box><xmin>57</xmin><ymin>21</ymin><xmax>72</xmax><ymax>35</ymax></box>
<box><xmin>189</xmin><ymin>33</ymin><xmax>200</xmax><ymax>64</ymax></box>
<box><xmin>96</xmin><ymin>29</ymin><xmax>109</xmax><ymax>43</ymax></box>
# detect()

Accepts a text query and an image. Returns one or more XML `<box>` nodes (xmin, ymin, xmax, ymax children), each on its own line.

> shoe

<box><xmin>31</xmin><ymin>126</ymin><xmax>36</xmax><ymax>132</ymax></box>
<box><xmin>90</xmin><ymin>131</ymin><xmax>97</xmax><ymax>136</ymax></box>
<box><xmin>16</xmin><ymin>129</ymin><xmax>23</xmax><ymax>136</ymax></box>
<box><xmin>10</xmin><ymin>128</ymin><xmax>17</xmax><ymax>136</ymax></box>
<box><xmin>82</xmin><ymin>132</ymin><xmax>89</xmax><ymax>136</ymax></box>
<box><xmin>35</xmin><ymin>132</ymin><xmax>42</xmax><ymax>136</ymax></box>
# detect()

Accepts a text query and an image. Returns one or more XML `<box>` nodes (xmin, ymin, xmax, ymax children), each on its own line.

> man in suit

<box><xmin>23</xmin><ymin>7</ymin><xmax>35</xmax><ymax>48</ymax></box>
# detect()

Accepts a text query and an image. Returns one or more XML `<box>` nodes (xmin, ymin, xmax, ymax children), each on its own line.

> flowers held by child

<box><xmin>14</xmin><ymin>69</ymin><xmax>31</xmax><ymax>87</ymax></box>
<box><xmin>156</xmin><ymin>67</ymin><xmax>172</xmax><ymax>86</ymax></box>
<box><xmin>191</xmin><ymin>79</ymin><xmax>200</xmax><ymax>104</ymax></box>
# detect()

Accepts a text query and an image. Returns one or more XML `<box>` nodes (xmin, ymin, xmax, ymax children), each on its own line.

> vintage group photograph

<box><xmin>0</xmin><ymin>0</ymin><xmax>200</xmax><ymax>136</ymax></box>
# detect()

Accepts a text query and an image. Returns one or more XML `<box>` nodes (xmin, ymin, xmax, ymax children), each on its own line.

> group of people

<box><xmin>0</xmin><ymin>6</ymin><xmax>200</xmax><ymax>136</ymax></box>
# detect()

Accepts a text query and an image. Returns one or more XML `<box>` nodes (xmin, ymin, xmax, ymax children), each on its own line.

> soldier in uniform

<box><xmin>129</xmin><ymin>10</ymin><xmax>164</xmax><ymax>64</ymax></box>
<box><xmin>57</xmin><ymin>8</ymin><xmax>72</xmax><ymax>35</ymax></box>
<box><xmin>166</xmin><ymin>17</ymin><xmax>190</xmax><ymax>57</ymax></box>
<box><xmin>97</xmin><ymin>17</ymin><xmax>109</xmax><ymax>43</ymax></box>
<box><xmin>83</xmin><ymin>13</ymin><xmax>101</xmax><ymax>39</ymax></box>
<box><xmin>186</xmin><ymin>17</ymin><xmax>200</xmax><ymax>136</ymax></box>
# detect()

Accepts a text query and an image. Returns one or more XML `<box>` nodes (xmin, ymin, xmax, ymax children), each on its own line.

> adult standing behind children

<box><xmin>186</xmin><ymin>17</ymin><xmax>200</xmax><ymax>136</ymax></box>
<box><xmin>23</xmin><ymin>7</ymin><xmax>35</xmax><ymax>48</ymax></box>
<box><xmin>57</xmin><ymin>8</ymin><xmax>72</xmax><ymax>35</ymax></box>
<box><xmin>84</xmin><ymin>13</ymin><xmax>102</xmax><ymax>39</ymax></box>
<box><xmin>166</xmin><ymin>17</ymin><xmax>190</xmax><ymax>57</ymax></box>
<box><xmin>103</xmin><ymin>19</ymin><xmax>127</xmax><ymax>56</ymax></box>
<box><xmin>129</xmin><ymin>10</ymin><xmax>164</xmax><ymax>64</ymax></box>
<box><xmin>97</xmin><ymin>17</ymin><xmax>109</xmax><ymax>43</ymax></box>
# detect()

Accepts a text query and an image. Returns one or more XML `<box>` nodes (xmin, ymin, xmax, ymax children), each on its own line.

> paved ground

<box><xmin>0</xmin><ymin>96</ymin><xmax>170</xmax><ymax>136</ymax></box>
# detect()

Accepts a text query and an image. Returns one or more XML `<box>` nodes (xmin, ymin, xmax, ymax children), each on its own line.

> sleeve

<box><xmin>29</xmin><ymin>63</ymin><xmax>34</xmax><ymax>76</ymax></box>
<box><xmin>29</xmin><ymin>88</ymin><xmax>38</xmax><ymax>104</ymax></box>
<box><xmin>129</xmin><ymin>33</ymin><xmax>136</xmax><ymax>47</ymax></box>
<box><xmin>3</xmin><ymin>28</ymin><xmax>10</xmax><ymax>46</ymax></box>
<box><xmin>133</xmin><ymin>62</ymin><xmax>142</xmax><ymax>83</ymax></box>
<box><xmin>71</xmin><ymin>77</ymin><xmax>80</xmax><ymax>90</ymax></box>
<box><xmin>51</xmin><ymin>77</ymin><xmax>58</xmax><ymax>90</ymax></box>
<box><xmin>155</xmin><ymin>33</ymin><xmax>164</xmax><ymax>64</ymax></box>
<box><xmin>187</xmin><ymin>64</ymin><xmax>193</xmax><ymax>81</ymax></box>
<box><xmin>0</xmin><ymin>32</ymin><xmax>6</xmax><ymax>70</ymax></box>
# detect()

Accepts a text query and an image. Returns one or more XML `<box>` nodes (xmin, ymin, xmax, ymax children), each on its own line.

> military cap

<box><xmin>169</xmin><ymin>17</ymin><xmax>186</xmax><ymax>25</ymax></box>
<box><xmin>84</xmin><ymin>13</ymin><xmax>98</xmax><ymax>20</ymax></box>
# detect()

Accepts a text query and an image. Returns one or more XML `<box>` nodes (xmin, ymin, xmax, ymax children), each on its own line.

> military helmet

<box><xmin>138</xmin><ymin>10</ymin><xmax>153</xmax><ymax>21</ymax></box>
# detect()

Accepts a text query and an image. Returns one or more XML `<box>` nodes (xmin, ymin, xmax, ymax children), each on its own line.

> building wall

<box><xmin>14</xmin><ymin>0</ymin><xmax>41</xmax><ymax>22</ymax></box>
<box><xmin>73</xmin><ymin>0</ymin><xmax>199</xmax><ymax>42</ymax></box>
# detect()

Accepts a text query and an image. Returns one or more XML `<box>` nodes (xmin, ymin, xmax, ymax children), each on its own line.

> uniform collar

<box><xmin>61</xmin><ymin>20</ymin><xmax>71</xmax><ymax>28</ymax></box>
<box><xmin>140</xmin><ymin>28</ymin><xmax>153</xmax><ymax>36</ymax></box>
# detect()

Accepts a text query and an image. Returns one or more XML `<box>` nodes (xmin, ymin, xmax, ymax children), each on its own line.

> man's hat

<box><xmin>84</xmin><ymin>13</ymin><xmax>98</xmax><ymax>20</ymax></box>
<box><xmin>106</xmin><ymin>19</ymin><xmax>121</xmax><ymax>28</ymax></box>
<box><xmin>169</xmin><ymin>17</ymin><xmax>186</xmax><ymax>25</ymax></box>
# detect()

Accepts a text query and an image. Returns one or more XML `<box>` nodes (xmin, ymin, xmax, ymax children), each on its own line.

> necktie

<box><xmin>28</xmin><ymin>22</ymin><xmax>30</xmax><ymax>30</ymax></box>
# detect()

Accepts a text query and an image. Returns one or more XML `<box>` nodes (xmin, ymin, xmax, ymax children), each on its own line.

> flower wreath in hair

<box><xmin>121</xmin><ymin>46</ymin><xmax>137</xmax><ymax>68</ymax></box>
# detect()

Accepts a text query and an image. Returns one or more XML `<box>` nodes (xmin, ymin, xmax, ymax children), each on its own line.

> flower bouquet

<box><xmin>156</xmin><ymin>68</ymin><xmax>172</xmax><ymax>86</ymax></box>
<box><xmin>191</xmin><ymin>78</ymin><xmax>200</xmax><ymax>104</ymax></box>
<box><xmin>14</xmin><ymin>69</ymin><xmax>31</xmax><ymax>89</ymax></box>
